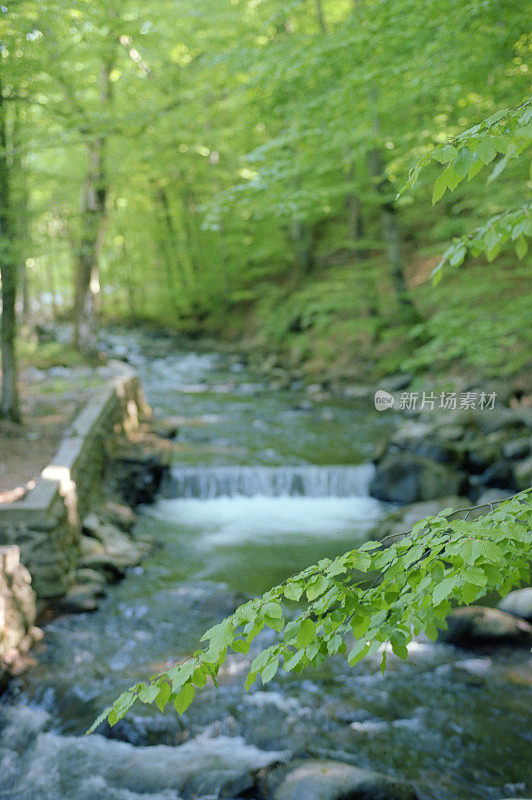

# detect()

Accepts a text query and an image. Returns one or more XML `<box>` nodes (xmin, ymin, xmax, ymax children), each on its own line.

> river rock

<box><xmin>498</xmin><ymin>588</ymin><xmax>532</xmax><ymax>621</ymax></box>
<box><xmin>380</xmin><ymin>373</ymin><xmax>413</xmax><ymax>392</ymax></box>
<box><xmin>440</xmin><ymin>606</ymin><xmax>532</xmax><ymax>647</ymax></box>
<box><xmin>502</xmin><ymin>436</ymin><xmax>531</xmax><ymax>460</ymax></box>
<box><xmin>78</xmin><ymin>531</ymin><xmax>147</xmax><ymax>576</ymax></box>
<box><xmin>91</xmin><ymin>523</ymin><xmax>150</xmax><ymax>564</ymax></box>
<box><xmin>475</xmin><ymin>488</ymin><xmax>513</xmax><ymax>505</ymax></box>
<box><xmin>100</xmin><ymin>501</ymin><xmax>136</xmax><ymax>532</ymax></box>
<box><xmin>371</xmin><ymin>496</ymin><xmax>471</xmax><ymax>540</ymax></box>
<box><xmin>52</xmin><ymin>587</ymin><xmax>100</xmax><ymax>614</ymax></box>
<box><xmin>75</xmin><ymin>568</ymin><xmax>108</xmax><ymax>585</ymax></box>
<box><xmin>514</xmin><ymin>455</ymin><xmax>532</xmax><ymax>490</ymax></box>
<box><xmin>111</xmin><ymin>452</ymin><xmax>168</xmax><ymax>507</ymax></box>
<box><xmin>433</xmin><ymin>423</ymin><xmax>465</xmax><ymax>442</ymax></box>
<box><xmin>152</xmin><ymin>416</ymin><xmax>180</xmax><ymax>439</ymax></box>
<box><xmin>391</xmin><ymin>436</ymin><xmax>455</xmax><ymax>465</ymax></box>
<box><xmin>264</xmin><ymin>759</ymin><xmax>418</xmax><ymax>800</ymax></box>
<box><xmin>475</xmin><ymin>460</ymin><xmax>516</xmax><ymax>491</ymax></box>
<box><xmin>369</xmin><ymin>453</ymin><xmax>462</xmax><ymax>504</ymax></box>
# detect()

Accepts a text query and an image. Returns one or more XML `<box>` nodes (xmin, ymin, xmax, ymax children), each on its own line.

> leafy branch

<box><xmin>88</xmin><ymin>490</ymin><xmax>531</xmax><ymax>733</ymax></box>
<box><xmin>398</xmin><ymin>97</ymin><xmax>532</xmax><ymax>201</ymax></box>
<box><xmin>397</xmin><ymin>97</ymin><xmax>532</xmax><ymax>282</ymax></box>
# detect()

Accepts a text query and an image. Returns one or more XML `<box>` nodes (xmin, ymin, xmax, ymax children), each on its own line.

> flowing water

<box><xmin>1</xmin><ymin>332</ymin><xmax>530</xmax><ymax>800</ymax></box>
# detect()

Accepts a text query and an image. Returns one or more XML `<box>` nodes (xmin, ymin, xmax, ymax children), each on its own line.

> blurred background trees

<box><xmin>0</xmin><ymin>0</ymin><xmax>530</xmax><ymax>419</ymax></box>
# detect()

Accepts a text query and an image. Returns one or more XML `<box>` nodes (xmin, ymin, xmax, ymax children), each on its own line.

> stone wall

<box><xmin>0</xmin><ymin>545</ymin><xmax>38</xmax><ymax>689</ymax></box>
<box><xmin>0</xmin><ymin>363</ymin><xmax>146</xmax><ymax>599</ymax></box>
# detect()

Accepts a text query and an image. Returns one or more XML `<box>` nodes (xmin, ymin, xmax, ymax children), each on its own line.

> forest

<box><xmin>0</xmin><ymin>2</ymin><xmax>531</xmax><ymax>800</ymax></box>
<box><xmin>0</xmin><ymin>0</ymin><xmax>530</xmax><ymax>414</ymax></box>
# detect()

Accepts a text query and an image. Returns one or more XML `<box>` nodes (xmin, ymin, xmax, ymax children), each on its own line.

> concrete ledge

<box><xmin>0</xmin><ymin>361</ymin><xmax>145</xmax><ymax>598</ymax></box>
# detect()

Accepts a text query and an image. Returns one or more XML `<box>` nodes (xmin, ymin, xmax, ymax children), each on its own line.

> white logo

<box><xmin>374</xmin><ymin>389</ymin><xmax>395</xmax><ymax>411</ymax></box>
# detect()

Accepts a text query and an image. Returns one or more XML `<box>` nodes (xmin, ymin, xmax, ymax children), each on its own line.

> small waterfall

<box><xmin>161</xmin><ymin>464</ymin><xmax>374</xmax><ymax>499</ymax></box>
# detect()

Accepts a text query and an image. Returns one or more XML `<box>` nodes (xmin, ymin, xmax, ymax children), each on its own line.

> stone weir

<box><xmin>0</xmin><ymin>362</ymin><xmax>146</xmax><ymax>601</ymax></box>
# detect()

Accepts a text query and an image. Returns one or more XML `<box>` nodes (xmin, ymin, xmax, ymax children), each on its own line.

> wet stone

<box><xmin>263</xmin><ymin>759</ymin><xmax>419</xmax><ymax>800</ymax></box>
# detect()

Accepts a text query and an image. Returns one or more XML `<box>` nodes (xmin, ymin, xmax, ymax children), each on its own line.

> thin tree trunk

<box><xmin>45</xmin><ymin>256</ymin><xmax>58</xmax><ymax>318</ymax></box>
<box><xmin>366</xmin><ymin>123</ymin><xmax>421</xmax><ymax>325</ymax></box>
<box><xmin>315</xmin><ymin>0</ymin><xmax>327</xmax><ymax>33</ymax></box>
<box><xmin>0</xmin><ymin>67</ymin><xmax>20</xmax><ymax>422</ymax></box>
<box><xmin>12</xmin><ymin>104</ymin><xmax>30</xmax><ymax>321</ymax></box>
<box><xmin>347</xmin><ymin>192</ymin><xmax>363</xmax><ymax>245</ymax></box>
<box><xmin>73</xmin><ymin>59</ymin><xmax>113</xmax><ymax>356</ymax></box>
<box><xmin>153</xmin><ymin>184</ymin><xmax>187</xmax><ymax>317</ymax></box>
<box><xmin>291</xmin><ymin>219</ymin><xmax>316</xmax><ymax>277</ymax></box>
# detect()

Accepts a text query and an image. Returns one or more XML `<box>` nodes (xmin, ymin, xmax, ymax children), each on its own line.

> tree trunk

<box><xmin>154</xmin><ymin>184</ymin><xmax>189</xmax><ymax>317</ymax></box>
<box><xmin>366</xmin><ymin>135</ymin><xmax>421</xmax><ymax>325</ymax></box>
<box><xmin>45</xmin><ymin>256</ymin><xmax>58</xmax><ymax>318</ymax></box>
<box><xmin>314</xmin><ymin>0</ymin><xmax>327</xmax><ymax>33</ymax></box>
<box><xmin>291</xmin><ymin>219</ymin><xmax>315</xmax><ymax>277</ymax></box>
<box><xmin>72</xmin><ymin>60</ymin><xmax>113</xmax><ymax>356</ymax></box>
<box><xmin>12</xmin><ymin>104</ymin><xmax>30</xmax><ymax>322</ymax></box>
<box><xmin>0</xmin><ymin>68</ymin><xmax>20</xmax><ymax>422</ymax></box>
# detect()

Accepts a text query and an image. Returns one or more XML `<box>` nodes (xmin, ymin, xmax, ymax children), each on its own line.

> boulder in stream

<box><xmin>498</xmin><ymin>588</ymin><xmax>532</xmax><ymax>621</ymax></box>
<box><xmin>261</xmin><ymin>759</ymin><xmax>419</xmax><ymax>800</ymax></box>
<box><xmin>440</xmin><ymin>606</ymin><xmax>532</xmax><ymax>647</ymax></box>
<box><xmin>78</xmin><ymin>529</ymin><xmax>149</xmax><ymax>576</ymax></box>
<box><xmin>370</xmin><ymin>496</ymin><xmax>471</xmax><ymax>541</ymax></box>
<box><xmin>369</xmin><ymin>453</ymin><xmax>462</xmax><ymax>504</ymax></box>
<box><xmin>100</xmin><ymin>501</ymin><xmax>137</xmax><ymax>532</ymax></box>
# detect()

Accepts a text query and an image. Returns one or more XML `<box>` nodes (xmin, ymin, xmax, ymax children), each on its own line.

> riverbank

<box><xmin>1</xmin><ymin>328</ymin><xmax>530</xmax><ymax>800</ymax></box>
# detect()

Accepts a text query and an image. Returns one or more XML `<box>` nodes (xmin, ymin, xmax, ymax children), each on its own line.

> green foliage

<box><xmin>18</xmin><ymin>338</ymin><xmax>86</xmax><ymax>370</ymax></box>
<box><xmin>88</xmin><ymin>490</ymin><xmax>531</xmax><ymax>733</ymax></box>
<box><xmin>403</xmin><ymin>259</ymin><xmax>532</xmax><ymax>377</ymax></box>
<box><xmin>2</xmin><ymin>1</ymin><xmax>530</xmax><ymax>380</ymax></box>
<box><xmin>399</xmin><ymin>97</ymin><xmax>532</xmax><ymax>282</ymax></box>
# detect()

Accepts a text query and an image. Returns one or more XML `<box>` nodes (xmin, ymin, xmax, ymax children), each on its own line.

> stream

<box><xmin>1</xmin><ymin>331</ymin><xmax>530</xmax><ymax>800</ymax></box>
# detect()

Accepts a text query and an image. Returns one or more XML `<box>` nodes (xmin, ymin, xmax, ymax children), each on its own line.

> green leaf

<box><xmin>306</xmin><ymin>575</ymin><xmax>330</xmax><ymax>600</ymax></box>
<box><xmin>173</xmin><ymin>683</ymin><xmax>195</xmax><ymax>714</ymax></box>
<box><xmin>263</xmin><ymin>602</ymin><xmax>283</xmax><ymax>618</ymax></box>
<box><xmin>155</xmin><ymin>682</ymin><xmax>172</xmax><ymax>713</ymax></box>
<box><xmin>449</xmin><ymin>245</ymin><xmax>466</xmax><ymax>267</ymax></box>
<box><xmin>192</xmin><ymin>669</ymin><xmax>208</xmax><ymax>688</ymax></box>
<box><xmin>139</xmin><ymin>684</ymin><xmax>160</xmax><ymax>704</ymax></box>
<box><xmin>432</xmin><ymin>576</ymin><xmax>456</xmax><ymax>605</ymax></box>
<box><xmin>245</xmin><ymin>670</ymin><xmax>258</xmax><ymax>690</ymax></box>
<box><xmin>261</xmin><ymin>658</ymin><xmax>279</xmax><ymax>684</ymax></box>
<box><xmin>464</xmin><ymin>567</ymin><xmax>487</xmax><ymax>587</ymax></box>
<box><xmin>515</xmin><ymin>235</ymin><xmax>528</xmax><ymax>260</ymax></box>
<box><xmin>477</xmin><ymin>540</ymin><xmax>502</xmax><ymax>562</ymax></box>
<box><xmin>201</xmin><ymin>620</ymin><xmax>234</xmax><ymax>651</ymax></box>
<box><xmin>86</xmin><ymin>705</ymin><xmax>113</xmax><ymax>735</ymax></box>
<box><xmin>352</xmin><ymin>551</ymin><xmax>372</xmax><ymax>570</ymax></box>
<box><xmin>432</xmin><ymin>172</ymin><xmax>448</xmax><ymax>204</ymax></box>
<box><xmin>166</xmin><ymin>661</ymin><xmax>196</xmax><ymax>692</ymax></box>
<box><xmin>380</xmin><ymin>649</ymin><xmax>387</xmax><ymax>676</ymax></box>
<box><xmin>296</xmin><ymin>618</ymin><xmax>316</xmax><ymax>648</ymax></box>
<box><xmin>452</xmin><ymin>147</ymin><xmax>475</xmax><ymax>177</ymax></box>
<box><xmin>475</xmin><ymin>138</ymin><xmax>497</xmax><ymax>164</ymax></box>
<box><xmin>264</xmin><ymin>614</ymin><xmax>284</xmax><ymax>632</ymax></box>
<box><xmin>284</xmin><ymin>583</ymin><xmax>303</xmax><ymax>601</ymax></box>
<box><xmin>390</xmin><ymin>631</ymin><xmax>408</xmax><ymax>661</ymax></box>
<box><xmin>231</xmin><ymin>638</ymin><xmax>251</xmax><ymax>654</ymax></box>
<box><xmin>351</xmin><ymin>613</ymin><xmax>370</xmax><ymax>638</ymax></box>
<box><xmin>348</xmin><ymin>639</ymin><xmax>369</xmax><ymax>666</ymax></box>
<box><xmin>431</xmin><ymin>144</ymin><xmax>457</xmax><ymax>163</ymax></box>
<box><xmin>284</xmin><ymin>649</ymin><xmax>305</xmax><ymax>671</ymax></box>
<box><xmin>461</xmin><ymin>582</ymin><xmax>479</xmax><ymax>604</ymax></box>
